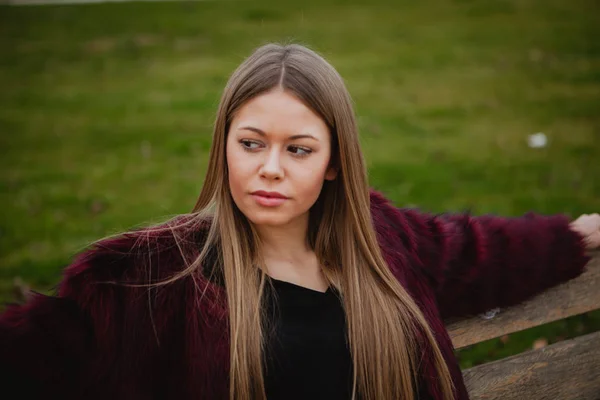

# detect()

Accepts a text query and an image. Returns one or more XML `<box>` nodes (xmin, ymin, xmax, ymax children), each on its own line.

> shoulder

<box><xmin>58</xmin><ymin>213</ymin><xmax>211</xmax><ymax>300</ymax></box>
<box><xmin>369</xmin><ymin>188</ymin><xmax>443</xmax><ymax>243</ymax></box>
<box><xmin>368</xmin><ymin>188</ymin><xmax>438</xmax><ymax>287</ymax></box>
<box><xmin>0</xmin><ymin>214</ymin><xmax>218</xmax><ymax>387</ymax></box>
<box><xmin>369</xmin><ymin>188</ymin><xmax>398</xmax><ymax>219</ymax></box>
<box><xmin>48</xmin><ymin>214</ymin><xmax>218</xmax><ymax>349</ymax></box>
<box><xmin>368</xmin><ymin>188</ymin><xmax>413</xmax><ymax>237</ymax></box>
<box><xmin>368</xmin><ymin>188</ymin><xmax>417</xmax><ymax>223</ymax></box>
<box><xmin>368</xmin><ymin>188</ymin><xmax>412</xmax><ymax>263</ymax></box>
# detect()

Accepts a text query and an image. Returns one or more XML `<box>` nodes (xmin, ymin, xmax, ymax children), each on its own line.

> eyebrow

<box><xmin>239</xmin><ymin>126</ymin><xmax>319</xmax><ymax>141</ymax></box>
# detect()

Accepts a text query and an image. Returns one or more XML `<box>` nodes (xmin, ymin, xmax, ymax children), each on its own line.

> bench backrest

<box><xmin>446</xmin><ymin>250</ymin><xmax>600</xmax><ymax>400</ymax></box>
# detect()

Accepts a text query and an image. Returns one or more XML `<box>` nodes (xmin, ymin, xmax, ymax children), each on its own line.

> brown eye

<box><xmin>240</xmin><ymin>139</ymin><xmax>261</xmax><ymax>150</ymax></box>
<box><xmin>288</xmin><ymin>145</ymin><xmax>312</xmax><ymax>157</ymax></box>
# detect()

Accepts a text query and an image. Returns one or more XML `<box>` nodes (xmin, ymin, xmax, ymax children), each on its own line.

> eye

<box><xmin>239</xmin><ymin>139</ymin><xmax>262</xmax><ymax>151</ymax></box>
<box><xmin>288</xmin><ymin>145</ymin><xmax>312</xmax><ymax>157</ymax></box>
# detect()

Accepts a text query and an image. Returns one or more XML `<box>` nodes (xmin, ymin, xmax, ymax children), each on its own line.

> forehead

<box><xmin>230</xmin><ymin>90</ymin><xmax>329</xmax><ymax>138</ymax></box>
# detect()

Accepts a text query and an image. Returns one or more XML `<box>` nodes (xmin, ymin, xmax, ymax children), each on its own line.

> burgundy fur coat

<box><xmin>0</xmin><ymin>190</ymin><xmax>591</xmax><ymax>399</ymax></box>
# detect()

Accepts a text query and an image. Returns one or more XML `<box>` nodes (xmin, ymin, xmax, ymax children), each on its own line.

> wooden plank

<box><xmin>463</xmin><ymin>330</ymin><xmax>600</xmax><ymax>400</ymax></box>
<box><xmin>447</xmin><ymin>250</ymin><xmax>600</xmax><ymax>349</ymax></box>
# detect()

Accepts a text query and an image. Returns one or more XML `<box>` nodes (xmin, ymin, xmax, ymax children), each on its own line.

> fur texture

<box><xmin>0</xmin><ymin>190</ymin><xmax>591</xmax><ymax>399</ymax></box>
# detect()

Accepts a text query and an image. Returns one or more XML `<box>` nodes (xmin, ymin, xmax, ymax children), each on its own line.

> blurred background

<box><xmin>1</xmin><ymin>0</ymin><xmax>599</xmax><ymax>368</ymax></box>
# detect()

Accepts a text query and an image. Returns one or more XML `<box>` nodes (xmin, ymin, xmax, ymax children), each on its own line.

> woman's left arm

<box><xmin>371</xmin><ymin>192</ymin><xmax>598</xmax><ymax>320</ymax></box>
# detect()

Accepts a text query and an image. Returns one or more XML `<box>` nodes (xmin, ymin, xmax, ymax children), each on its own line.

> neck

<box><xmin>255</xmin><ymin>213</ymin><xmax>311</xmax><ymax>261</ymax></box>
<box><xmin>254</xmin><ymin>213</ymin><xmax>328</xmax><ymax>290</ymax></box>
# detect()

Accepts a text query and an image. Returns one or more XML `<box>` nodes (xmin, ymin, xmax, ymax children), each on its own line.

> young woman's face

<box><xmin>226</xmin><ymin>89</ymin><xmax>337</xmax><ymax>228</ymax></box>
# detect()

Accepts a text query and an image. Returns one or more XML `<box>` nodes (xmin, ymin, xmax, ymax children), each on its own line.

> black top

<box><xmin>263</xmin><ymin>277</ymin><xmax>354</xmax><ymax>400</ymax></box>
<box><xmin>262</xmin><ymin>277</ymin><xmax>433</xmax><ymax>400</ymax></box>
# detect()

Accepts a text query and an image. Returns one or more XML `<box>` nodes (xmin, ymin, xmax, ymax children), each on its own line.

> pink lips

<box><xmin>251</xmin><ymin>190</ymin><xmax>288</xmax><ymax>207</ymax></box>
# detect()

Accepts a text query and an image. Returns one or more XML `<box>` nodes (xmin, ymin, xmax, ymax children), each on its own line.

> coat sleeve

<box><xmin>0</xmin><ymin>293</ymin><xmax>94</xmax><ymax>398</ymax></box>
<box><xmin>0</xmin><ymin>233</ymin><xmax>142</xmax><ymax>398</ymax></box>
<box><xmin>370</xmin><ymin>190</ymin><xmax>591</xmax><ymax>320</ymax></box>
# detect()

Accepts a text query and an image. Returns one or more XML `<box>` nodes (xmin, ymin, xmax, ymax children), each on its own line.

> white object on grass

<box><xmin>528</xmin><ymin>133</ymin><xmax>548</xmax><ymax>148</ymax></box>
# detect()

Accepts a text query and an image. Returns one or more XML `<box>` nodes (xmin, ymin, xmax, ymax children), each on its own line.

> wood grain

<box><xmin>463</xmin><ymin>330</ymin><xmax>600</xmax><ymax>400</ymax></box>
<box><xmin>447</xmin><ymin>251</ymin><xmax>600</xmax><ymax>349</ymax></box>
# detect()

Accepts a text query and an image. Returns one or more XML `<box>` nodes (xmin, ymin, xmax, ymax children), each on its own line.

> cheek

<box><xmin>294</xmin><ymin>158</ymin><xmax>331</xmax><ymax>200</ymax></box>
<box><xmin>226</xmin><ymin>142</ymin><xmax>247</xmax><ymax>197</ymax></box>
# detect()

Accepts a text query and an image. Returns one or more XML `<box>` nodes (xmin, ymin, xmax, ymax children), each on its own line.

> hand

<box><xmin>569</xmin><ymin>213</ymin><xmax>600</xmax><ymax>249</ymax></box>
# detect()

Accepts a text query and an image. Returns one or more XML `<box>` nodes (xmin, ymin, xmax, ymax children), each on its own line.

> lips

<box><xmin>250</xmin><ymin>191</ymin><xmax>289</xmax><ymax>207</ymax></box>
<box><xmin>251</xmin><ymin>190</ymin><xmax>288</xmax><ymax>199</ymax></box>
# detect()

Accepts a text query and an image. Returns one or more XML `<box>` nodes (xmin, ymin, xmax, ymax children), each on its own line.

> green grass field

<box><xmin>1</xmin><ymin>0</ymin><xmax>599</xmax><ymax>368</ymax></box>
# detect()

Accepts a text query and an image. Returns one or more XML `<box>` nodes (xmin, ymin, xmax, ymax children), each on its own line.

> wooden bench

<box><xmin>446</xmin><ymin>250</ymin><xmax>600</xmax><ymax>399</ymax></box>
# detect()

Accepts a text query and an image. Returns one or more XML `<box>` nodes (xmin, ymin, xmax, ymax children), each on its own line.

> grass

<box><xmin>1</xmin><ymin>0</ymin><xmax>599</xmax><ymax>368</ymax></box>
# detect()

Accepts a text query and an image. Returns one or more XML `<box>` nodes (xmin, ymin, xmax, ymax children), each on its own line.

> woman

<box><xmin>1</xmin><ymin>43</ymin><xmax>599</xmax><ymax>400</ymax></box>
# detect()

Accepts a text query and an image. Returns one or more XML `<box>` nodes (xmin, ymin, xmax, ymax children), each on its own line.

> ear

<box><xmin>324</xmin><ymin>165</ymin><xmax>338</xmax><ymax>181</ymax></box>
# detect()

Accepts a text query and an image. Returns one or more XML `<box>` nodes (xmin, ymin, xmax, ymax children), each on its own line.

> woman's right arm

<box><xmin>0</xmin><ymin>293</ymin><xmax>95</xmax><ymax>398</ymax></box>
<box><xmin>0</xmin><ymin>233</ymin><xmax>139</xmax><ymax>398</ymax></box>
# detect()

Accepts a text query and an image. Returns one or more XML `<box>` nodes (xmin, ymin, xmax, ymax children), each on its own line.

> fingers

<box><xmin>573</xmin><ymin>213</ymin><xmax>600</xmax><ymax>235</ymax></box>
<box><xmin>584</xmin><ymin>230</ymin><xmax>600</xmax><ymax>249</ymax></box>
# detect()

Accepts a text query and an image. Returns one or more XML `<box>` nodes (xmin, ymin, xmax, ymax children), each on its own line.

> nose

<box><xmin>259</xmin><ymin>147</ymin><xmax>284</xmax><ymax>180</ymax></box>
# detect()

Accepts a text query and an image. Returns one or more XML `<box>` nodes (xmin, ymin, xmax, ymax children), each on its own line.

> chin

<box><xmin>245</xmin><ymin>212</ymin><xmax>293</xmax><ymax>227</ymax></box>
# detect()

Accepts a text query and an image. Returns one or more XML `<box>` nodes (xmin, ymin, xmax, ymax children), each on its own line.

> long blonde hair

<box><xmin>131</xmin><ymin>43</ymin><xmax>455</xmax><ymax>399</ymax></box>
